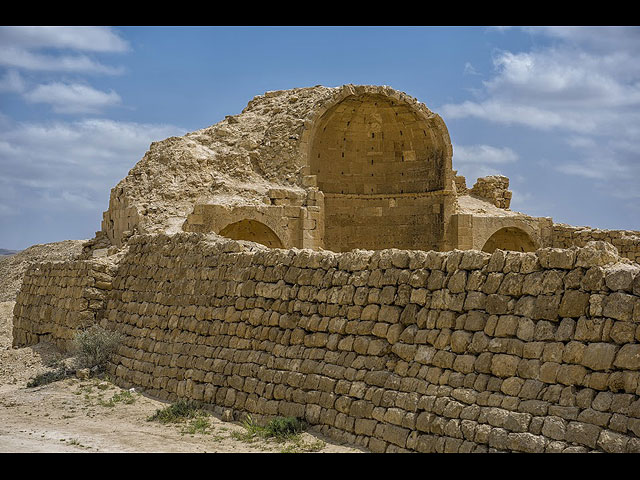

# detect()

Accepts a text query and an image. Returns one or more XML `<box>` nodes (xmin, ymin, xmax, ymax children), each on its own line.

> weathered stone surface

<box><xmin>575</xmin><ymin>241</ymin><xmax>620</xmax><ymax>268</ymax></box>
<box><xmin>559</xmin><ymin>290</ymin><xmax>590</xmax><ymax>318</ymax></box>
<box><xmin>491</xmin><ymin>354</ymin><xmax>520</xmax><ymax>378</ymax></box>
<box><xmin>582</xmin><ymin>343</ymin><xmax>619</xmax><ymax>371</ymax></box>
<box><xmin>603</xmin><ymin>292</ymin><xmax>636</xmax><ymax>322</ymax></box>
<box><xmin>566</xmin><ymin>421</ymin><xmax>601</xmax><ymax>449</ymax></box>
<box><xmin>605</xmin><ymin>263</ymin><xmax>639</xmax><ymax>292</ymax></box>
<box><xmin>538</xmin><ymin>248</ymin><xmax>576</xmax><ymax>270</ymax></box>
<box><xmin>12</xmin><ymin>225</ymin><xmax>640</xmax><ymax>454</ymax></box>
<box><xmin>614</xmin><ymin>344</ymin><xmax>640</xmax><ymax>371</ymax></box>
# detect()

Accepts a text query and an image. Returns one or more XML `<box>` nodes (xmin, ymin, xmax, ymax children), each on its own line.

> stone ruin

<box><xmin>98</xmin><ymin>84</ymin><xmax>554</xmax><ymax>256</ymax></box>
<box><xmin>12</xmin><ymin>85</ymin><xmax>640</xmax><ymax>453</ymax></box>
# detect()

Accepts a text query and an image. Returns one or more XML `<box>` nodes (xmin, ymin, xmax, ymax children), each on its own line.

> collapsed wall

<box><xmin>14</xmin><ymin>232</ymin><xmax>640</xmax><ymax>453</ymax></box>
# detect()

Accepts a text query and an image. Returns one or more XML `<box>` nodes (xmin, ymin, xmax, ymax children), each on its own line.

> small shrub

<box><xmin>263</xmin><ymin>416</ymin><xmax>306</xmax><ymax>438</ymax></box>
<box><xmin>147</xmin><ymin>400</ymin><xmax>203</xmax><ymax>423</ymax></box>
<box><xmin>73</xmin><ymin>325</ymin><xmax>123</xmax><ymax>371</ymax></box>
<box><xmin>27</xmin><ymin>367</ymin><xmax>69</xmax><ymax>388</ymax></box>
<box><xmin>235</xmin><ymin>415</ymin><xmax>307</xmax><ymax>442</ymax></box>
<box><xmin>147</xmin><ymin>401</ymin><xmax>212</xmax><ymax>435</ymax></box>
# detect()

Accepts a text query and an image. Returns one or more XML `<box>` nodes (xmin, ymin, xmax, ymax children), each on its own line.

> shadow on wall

<box><xmin>481</xmin><ymin>227</ymin><xmax>537</xmax><ymax>253</ymax></box>
<box><xmin>218</xmin><ymin>219</ymin><xmax>284</xmax><ymax>249</ymax></box>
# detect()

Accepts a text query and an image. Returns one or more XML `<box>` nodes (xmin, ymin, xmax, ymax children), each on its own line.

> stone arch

<box><xmin>481</xmin><ymin>226</ymin><xmax>537</xmax><ymax>253</ymax></box>
<box><xmin>301</xmin><ymin>86</ymin><xmax>454</xmax><ymax>252</ymax></box>
<box><xmin>218</xmin><ymin>219</ymin><xmax>284</xmax><ymax>248</ymax></box>
<box><xmin>306</xmin><ymin>87</ymin><xmax>452</xmax><ymax>195</ymax></box>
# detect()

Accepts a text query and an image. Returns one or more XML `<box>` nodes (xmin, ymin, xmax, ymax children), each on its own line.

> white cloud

<box><xmin>0</xmin><ymin>69</ymin><xmax>26</xmax><ymax>93</ymax></box>
<box><xmin>0</xmin><ymin>27</ymin><xmax>128</xmax><ymax>75</ymax></box>
<box><xmin>23</xmin><ymin>82</ymin><xmax>122</xmax><ymax>114</ymax></box>
<box><xmin>454</xmin><ymin>144</ymin><xmax>518</xmax><ymax>165</ymax></box>
<box><xmin>0</xmin><ymin>46</ymin><xmax>124</xmax><ymax>74</ymax></box>
<box><xmin>441</xmin><ymin>27</ymin><xmax>640</xmax><ymax>137</ymax></box>
<box><xmin>463</xmin><ymin>62</ymin><xmax>481</xmax><ymax>76</ymax></box>
<box><xmin>440</xmin><ymin>27</ymin><xmax>640</xmax><ymax>201</ymax></box>
<box><xmin>452</xmin><ymin>144</ymin><xmax>518</xmax><ymax>187</ymax></box>
<box><xmin>0</xmin><ymin>117</ymin><xmax>186</xmax><ymax>215</ymax></box>
<box><xmin>0</xmin><ymin>26</ymin><xmax>129</xmax><ymax>52</ymax></box>
<box><xmin>527</xmin><ymin>26</ymin><xmax>640</xmax><ymax>54</ymax></box>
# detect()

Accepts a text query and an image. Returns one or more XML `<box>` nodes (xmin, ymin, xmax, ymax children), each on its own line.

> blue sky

<box><xmin>1</xmin><ymin>26</ymin><xmax>639</xmax><ymax>250</ymax></box>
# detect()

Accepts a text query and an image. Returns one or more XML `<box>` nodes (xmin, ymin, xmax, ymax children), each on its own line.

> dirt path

<box><xmin>1</xmin><ymin>297</ymin><xmax>364</xmax><ymax>453</ymax></box>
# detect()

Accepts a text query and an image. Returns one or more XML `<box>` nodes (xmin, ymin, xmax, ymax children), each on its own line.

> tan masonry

<box><xmin>12</xmin><ymin>84</ymin><xmax>640</xmax><ymax>453</ymax></box>
<box><xmin>14</xmin><ymin>233</ymin><xmax>640</xmax><ymax>452</ymax></box>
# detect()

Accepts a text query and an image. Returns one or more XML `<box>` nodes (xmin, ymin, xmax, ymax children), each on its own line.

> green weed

<box><xmin>181</xmin><ymin>416</ymin><xmax>211</xmax><ymax>435</ymax></box>
<box><xmin>147</xmin><ymin>400</ymin><xmax>205</xmax><ymax>424</ymax></box>
<box><xmin>147</xmin><ymin>400</ymin><xmax>212</xmax><ymax>436</ymax></box>
<box><xmin>233</xmin><ymin>415</ymin><xmax>307</xmax><ymax>443</ymax></box>
<box><xmin>98</xmin><ymin>390</ymin><xmax>136</xmax><ymax>407</ymax></box>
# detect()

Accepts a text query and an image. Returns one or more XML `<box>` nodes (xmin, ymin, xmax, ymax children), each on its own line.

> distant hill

<box><xmin>0</xmin><ymin>249</ymin><xmax>20</xmax><ymax>256</ymax></box>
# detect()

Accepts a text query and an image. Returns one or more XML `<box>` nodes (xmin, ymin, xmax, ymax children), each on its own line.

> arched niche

<box><xmin>218</xmin><ymin>219</ymin><xmax>284</xmax><ymax>249</ymax></box>
<box><xmin>481</xmin><ymin>227</ymin><xmax>537</xmax><ymax>253</ymax></box>
<box><xmin>306</xmin><ymin>91</ymin><xmax>452</xmax><ymax>252</ymax></box>
<box><xmin>309</xmin><ymin>93</ymin><xmax>448</xmax><ymax>195</ymax></box>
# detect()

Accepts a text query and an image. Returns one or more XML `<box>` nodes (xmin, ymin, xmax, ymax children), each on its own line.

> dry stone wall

<box><xmin>13</xmin><ymin>259</ymin><xmax>115</xmax><ymax>351</ymax></box>
<box><xmin>552</xmin><ymin>224</ymin><xmax>640</xmax><ymax>264</ymax></box>
<box><xmin>94</xmin><ymin>233</ymin><xmax>640</xmax><ymax>453</ymax></box>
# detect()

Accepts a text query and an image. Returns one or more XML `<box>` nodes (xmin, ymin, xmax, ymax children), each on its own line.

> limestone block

<box><xmin>574</xmin><ymin>316</ymin><xmax>606</xmax><ymax>342</ymax></box>
<box><xmin>555</xmin><ymin>318</ymin><xmax>576</xmax><ymax>342</ymax></box>
<box><xmin>575</xmin><ymin>241</ymin><xmax>619</xmax><ymax>267</ymax></box>
<box><xmin>508</xmin><ymin>432</ymin><xmax>546</xmax><ymax>453</ymax></box>
<box><xmin>597</xmin><ymin>430</ymin><xmax>629</xmax><ymax>453</ymax></box>
<box><xmin>450</xmin><ymin>330</ymin><xmax>472</xmax><ymax>354</ymax></box>
<box><xmin>581</xmin><ymin>266</ymin><xmax>606</xmax><ymax>292</ymax></box>
<box><xmin>446</xmin><ymin>270</ymin><xmax>466</xmax><ymax>293</ymax></box>
<box><xmin>562</xmin><ymin>341</ymin><xmax>585</xmax><ymax>364</ymax></box>
<box><xmin>453</xmin><ymin>355</ymin><xmax>475</xmax><ymax>374</ymax></box>
<box><xmin>608</xmin><ymin>322</ymin><xmax>635</xmax><ymax>347</ymax></box>
<box><xmin>494</xmin><ymin>315</ymin><xmax>519</xmax><ymax>338</ymax></box>
<box><xmin>537</xmin><ymin>248</ymin><xmax>576</xmax><ymax>270</ymax></box>
<box><xmin>581</xmin><ymin>343</ymin><xmax>618</xmax><ymax>371</ymax></box>
<box><xmin>378</xmin><ymin>304</ymin><xmax>402</xmax><ymax>324</ymax></box>
<box><xmin>634</xmin><ymin>273</ymin><xmax>640</xmax><ymax>296</ymax></box>
<box><xmin>604</xmin><ymin>263</ymin><xmax>639</xmax><ymax>292</ymax></box>
<box><xmin>603</xmin><ymin>292</ymin><xmax>635</xmax><ymax>322</ymax></box>
<box><xmin>566</xmin><ymin>421</ymin><xmax>601</xmax><ymax>449</ymax></box>
<box><xmin>490</xmin><ymin>354</ymin><xmax>520</xmax><ymax>378</ymax></box>
<box><xmin>613</xmin><ymin>344</ymin><xmax>640</xmax><ymax>371</ymax></box>
<box><xmin>391</xmin><ymin>343</ymin><xmax>417</xmax><ymax>362</ymax></box>
<box><xmin>541</xmin><ymin>416</ymin><xmax>567</xmax><ymax>441</ymax></box>
<box><xmin>486</xmin><ymin>294</ymin><xmax>512</xmax><ymax>315</ymax></box>
<box><xmin>558</xmin><ymin>290</ymin><xmax>590</xmax><ymax>318</ymax></box>
<box><xmin>463</xmin><ymin>291</ymin><xmax>486</xmax><ymax>311</ymax></box>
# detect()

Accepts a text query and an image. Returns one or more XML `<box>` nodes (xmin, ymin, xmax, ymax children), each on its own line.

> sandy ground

<box><xmin>0</xmin><ymin>247</ymin><xmax>365</xmax><ymax>454</ymax></box>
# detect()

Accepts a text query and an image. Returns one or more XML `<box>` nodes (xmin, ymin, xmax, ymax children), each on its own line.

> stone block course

<box><xmin>12</xmin><ymin>232</ymin><xmax>640</xmax><ymax>452</ymax></box>
<box><xmin>12</xmin><ymin>259</ymin><xmax>115</xmax><ymax>350</ymax></box>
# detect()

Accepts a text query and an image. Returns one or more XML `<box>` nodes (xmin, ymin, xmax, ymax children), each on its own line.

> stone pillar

<box><xmin>447</xmin><ymin>213</ymin><xmax>474</xmax><ymax>250</ymax></box>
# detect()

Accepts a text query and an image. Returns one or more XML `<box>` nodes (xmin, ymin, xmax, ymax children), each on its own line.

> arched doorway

<box><xmin>308</xmin><ymin>92</ymin><xmax>452</xmax><ymax>252</ymax></box>
<box><xmin>218</xmin><ymin>219</ymin><xmax>284</xmax><ymax>248</ymax></box>
<box><xmin>481</xmin><ymin>227</ymin><xmax>537</xmax><ymax>253</ymax></box>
